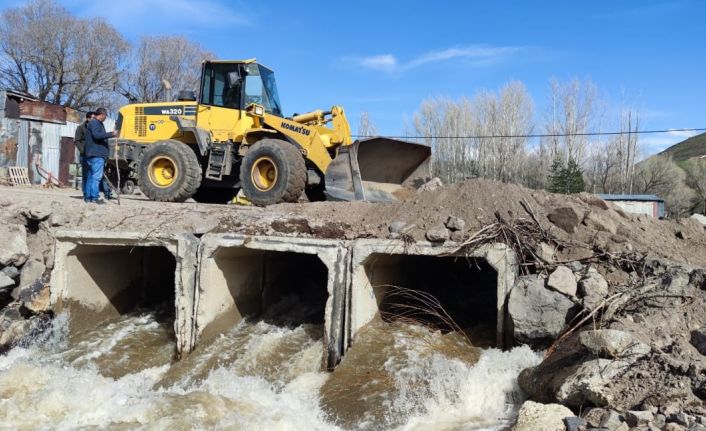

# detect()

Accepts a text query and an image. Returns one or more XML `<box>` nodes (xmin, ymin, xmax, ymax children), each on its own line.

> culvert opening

<box><xmin>203</xmin><ymin>248</ymin><xmax>329</xmax><ymax>338</ymax></box>
<box><xmin>62</xmin><ymin>244</ymin><xmax>176</xmax><ymax>332</ymax></box>
<box><xmin>364</xmin><ymin>254</ymin><xmax>498</xmax><ymax>346</ymax></box>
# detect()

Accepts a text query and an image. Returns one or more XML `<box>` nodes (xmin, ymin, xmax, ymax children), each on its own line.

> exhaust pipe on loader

<box><xmin>324</xmin><ymin>137</ymin><xmax>432</xmax><ymax>202</ymax></box>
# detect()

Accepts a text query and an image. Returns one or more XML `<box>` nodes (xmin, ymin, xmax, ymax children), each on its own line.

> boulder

<box><xmin>512</xmin><ymin>401</ymin><xmax>573</xmax><ymax>431</ymax></box>
<box><xmin>579</xmin><ymin>329</ymin><xmax>650</xmax><ymax>361</ymax></box>
<box><xmin>691</xmin><ymin>327</ymin><xmax>706</xmax><ymax>356</ymax></box>
<box><xmin>0</xmin><ymin>272</ymin><xmax>14</xmax><ymax>290</ymax></box>
<box><xmin>507</xmin><ymin>274</ymin><xmax>575</xmax><ymax>346</ymax></box>
<box><xmin>568</xmin><ymin>261</ymin><xmax>583</xmax><ymax>272</ymax></box>
<box><xmin>13</xmin><ymin>259</ymin><xmax>46</xmax><ymax>300</ymax></box>
<box><xmin>600</xmin><ymin>410</ymin><xmax>625</xmax><ymax>430</ymax></box>
<box><xmin>578</xmin><ymin>192</ymin><xmax>610</xmax><ymax>210</ymax></box>
<box><xmin>578</xmin><ymin>272</ymin><xmax>609</xmax><ymax>310</ymax></box>
<box><xmin>556</xmin><ymin>359</ymin><xmax>631</xmax><ymax>407</ymax></box>
<box><xmin>1</xmin><ymin>265</ymin><xmax>20</xmax><ymax>280</ymax></box>
<box><xmin>425</xmin><ymin>224</ymin><xmax>449</xmax><ymax>243</ymax></box>
<box><xmin>583</xmin><ymin>211</ymin><xmax>618</xmax><ymax>235</ymax></box>
<box><xmin>0</xmin><ymin>224</ymin><xmax>29</xmax><ymax>266</ymax></box>
<box><xmin>418</xmin><ymin>177</ymin><xmax>443</xmax><ymax>192</ymax></box>
<box><xmin>0</xmin><ymin>312</ymin><xmax>50</xmax><ymax>351</ymax></box>
<box><xmin>625</xmin><ymin>410</ymin><xmax>654</xmax><ymax>427</ymax></box>
<box><xmin>547</xmin><ymin>265</ymin><xmax>578</xmax><ymax>298</ymax></box>
<box><xmin>17</xmin><ymin>278</ymin><xmax>50</xmax><ymax>313</ymax></box>
<box><xmin>547</xmin><ymin>207</ymin><xmax>581</xmax><ymax>233</ymax></box>
<box><xmin>444</xmin><ymin>215</ymin><xmax>465</xmax><ymax>231</ymax></box>
<box><xmin>563</xmin><ymin>416</ymin><xmax>585</xmax><ymax>431</ymax></box>
<box><xmin>536</xmin><ymin>242</ymin><xmax>556</xmax><ymax>263</ymax></box>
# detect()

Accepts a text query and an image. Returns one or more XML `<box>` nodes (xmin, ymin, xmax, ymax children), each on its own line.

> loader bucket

<box><xmin>324</xmin><ymin>137</ymin><xmax>431</xmax><ymax>202</ymax></box>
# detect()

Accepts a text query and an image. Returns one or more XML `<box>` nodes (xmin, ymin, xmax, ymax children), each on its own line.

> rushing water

<box><xmin>0</xmin><ymin>309</ymin><xmax>541</xmax><ymax>431</ymax></box>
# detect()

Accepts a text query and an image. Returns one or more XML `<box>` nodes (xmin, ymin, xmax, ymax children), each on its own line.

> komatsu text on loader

<box><xmin>113</xmin><ymin>59</ymin><xmax>431</xmax><ymax>206</ymax></box>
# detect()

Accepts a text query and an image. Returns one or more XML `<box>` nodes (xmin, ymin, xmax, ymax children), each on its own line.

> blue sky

<box><xmin>32</xmin><ymin>1</ymin><xmax>706</xmax><ymax>154</ymax></box>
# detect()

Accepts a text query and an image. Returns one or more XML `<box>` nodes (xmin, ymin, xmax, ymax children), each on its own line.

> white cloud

<box><xmin>348</xmin><ymin>44</ymin><xmax>522</xmax><ymax>74</ymax></box>
<box><xmin>641</xmin><ymin>129</ymin><xmax>700</xmax><ymax>155</ymax></box>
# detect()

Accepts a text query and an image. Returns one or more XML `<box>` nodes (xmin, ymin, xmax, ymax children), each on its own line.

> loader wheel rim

<box><xmin>148</xmin><ymin>156</ymin><xmax>178</xmax><ymax>188</ymax></box>
<box><xmin>251</xmin><ymin>156</ymin><xmax>278</xmax><ymax>192</ymax></box>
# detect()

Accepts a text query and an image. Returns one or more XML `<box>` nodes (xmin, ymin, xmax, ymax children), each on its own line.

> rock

<box><xmin>579</xmin><ymin>193</ymin><xmax>610</xmax><ymax>210</ymax></box>
<box><xmin>671</xmin><ymin>412</ymin><xmax>690</xmax><ymax>426</ymax></box>
<box><xmin>659</xmin><ymin>266</ymin><xmax>691</xmax><ymax>294</ymax></box>
<box><xmin>0</xmin><ymin>272</ymin><xmax>14</xmax><ymax>290</ymax></box>
<box><xmin>548</xmin><ymin>206</ymin><xmax>581</xmax><ymax>233</ymax></box>
<box><xmin>626</xmin><ymin>411</ymin><xmax>654</xmax><ymax>427</ymax></box>
<box><xmin>557</xmin><ymin>359</ymin><xmax>631</xmax><ymax>407</ymax></box>
<box><xmin>579</xmin><ymin>329</ymin><xmax>650</xmax><ymax>360</ymax></box>
<box><xmin>0</xmin><ymin>224</ymin><xmax>29</xmax><ymax>266</ymax></box>
<box><xmin>584</xmin><ymin>408</ymin><xmax>608</xmax><ymax>427</ymax></box>
<box><xmin>564</xmin><ymin>416</ymin><xmax>586</xmax><ymax>431</ymax></box>
<box><xmin>425</xmin><ymin>224</ymin><xmax>449</xmax><ymax>242</ymax></box>
<box><xmin>547</xmin><ymin>265</ymin><xmax>578</xmax><ymax>298</ymax></box>
<box><xmin>449</xmin><ymin>230</ymin><xmax>466</xmax><ymax>242</ymax></box>
<box><xmin>537</xmin><ymin>242</ymin><xmax>556</xmax><ymax>263</ymax></box>
<box><xmin>0</xmin><ymin>312</ymin><xmax>50</xmax><ymax>351</ymax></box>
<box><xmin>17</xmin><ymin>278</ymin><xmax>50</xmax><ymax>313</ymax></box>
<box><xmin>418</xmin><ymin>177</ymin><xmax>443</xmax><ymax>192</ymax></box>
<box><xmin>691</xmin><ymin>213</ymin><xmax>706</xmax><ymax>226</ymax></box>
<box><xmin>583</xmin><ymin>211</ymin><xmax>618</xmax><ymax>235</ymax></box>
<box><xmin>512</xmin><ymin>401</ymin><xmax>574</xmax><ymax>431</ymax></box>
<box><xmin>578</xmin><ymin>272</ymin><xmax>609</xmax><ymax>310</ymax></box>
<box><xmin>600</xmin><ymin>410</ymin><xmax>625</xmax><ymax>430</ymax></box>
<box><xmin>1</xmin><ymin>265</ymin><xmax>20</xmax><ymax>280</ymax></box>
<box><xmin>675</xmin><ymin>230</ymin><xmax>687</xmax><ymax>240</ymax></box>
<box><xmin>690</xmin><ymin>269</ymin><xmax>706</xmax><ymax>290</ymax></box>
<box><xmin>664</xmin><ymin>424</ymin><xmax>686</xmax><ymax>431</ymax></box>
<box><xmin>444</xmin><ymin>215</ymin><xmax>465</xmax><ymax>231</ymax></box>
<box><xmin>13</xmin><ymin>259</ymin><xmax>46</xmax><ymax>299</ymax></box>
<box><xmin>389</xmin><ymin>221</ymin><xmax>408</xmax><ymax>234</ymax></box>
<box><xmin>690</xmin><ymin>423</ymin><xmax>706</xmax><ymax>431</ymax></box>
<box><xmin>568</xmin><ymin>261</ymin><xmax>583</xmax><ymax>272</ymax></box>
<box><xmin>507</xmin><ymin>274</ymin><xmax>575</xmax><ymax>346</ymax></box>
<box><xmin>691</xmin><ymin>327</ymin><xmax>706</xmax><ymax>356</ymax></box>
<box><xmin>21</xmin><ymin>207</ymin><xmax>51</xmax><ymax>221</ymax></box>
<box><xmin>653</xmin><ymin>414</ymin><xmax>667</xmax><ymax>428</ymax></box>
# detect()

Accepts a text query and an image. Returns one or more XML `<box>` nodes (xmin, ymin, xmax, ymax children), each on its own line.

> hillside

<box><xmin>658</xmin><ymin>131</ymin><xmax>706</xmax><ymax>162</ymax></box>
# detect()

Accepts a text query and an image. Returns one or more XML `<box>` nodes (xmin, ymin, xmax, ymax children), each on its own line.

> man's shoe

<box><xmin>94</xmin><ymin>200</ymin><xmax>107</xmax><ymax>205</ymax></box>
<box><xmin>105</xmin><ymin>195</ymin><xmax>118</xmax><ymax>200</ymax></box>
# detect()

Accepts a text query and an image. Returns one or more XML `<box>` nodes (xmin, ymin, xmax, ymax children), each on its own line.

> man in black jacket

<box><xmin>74</xmin><ymin>111</ymin><xmax>94</xmax><ymax>200</ymax></box>
<box><xmin>84</xmin><ymin>107</ymin><xmax>118</xmax><ymax>203</ymax></box>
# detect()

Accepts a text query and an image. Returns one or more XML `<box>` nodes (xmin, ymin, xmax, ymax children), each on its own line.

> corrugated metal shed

<box><xmin>597</xmin><ymin>194</ymin><xmax>665</xmax><ymax>218</ymax></box>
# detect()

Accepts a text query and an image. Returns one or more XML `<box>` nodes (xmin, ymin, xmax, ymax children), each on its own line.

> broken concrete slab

<box><xmin>0</xmin><ymin>224</ymin><xmax>29</xmax><ymax>266</ymax></box>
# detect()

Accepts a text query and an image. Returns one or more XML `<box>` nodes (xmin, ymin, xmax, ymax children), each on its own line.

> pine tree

<box><xmin>564</xmin><ymin>158</ymin><xmax>586</xmax><ymax>194</ymax></box>
<box><xmin>547</xmin><ymin>158</ymin><xmax>565</xmax><ymax>194</ymax></box>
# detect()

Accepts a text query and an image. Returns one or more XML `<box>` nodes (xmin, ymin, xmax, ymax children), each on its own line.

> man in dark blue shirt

<box><xmin>84</xmin><ymin>107</ymin><xmax>118</xmax><ymax>203</ymax></box>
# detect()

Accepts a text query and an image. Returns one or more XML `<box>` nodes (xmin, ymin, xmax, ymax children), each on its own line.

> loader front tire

<box><xmin>240</xmin><ymin>139</ymin><xmax>305</xmax><ymax>206</ymax></box>
<box><xmin>138</xmin><ymin>140</ymin><xmax>202</xmax><ymax>202</ymax></box>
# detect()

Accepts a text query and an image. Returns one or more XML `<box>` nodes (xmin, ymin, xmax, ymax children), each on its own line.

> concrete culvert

<box><xmin>198</xmin><ymin>247</ymin><xmax>329</xmax><ymax>342</ymax></box>
<box><xmin>56</xmin><ymin>245</ymin><xmax>176</xmax><ymax>332</ymax></box>
<box><xmin>363</xmin><ymin>254</ymin><xmax>499</xmax><ymax>346</ymax></box>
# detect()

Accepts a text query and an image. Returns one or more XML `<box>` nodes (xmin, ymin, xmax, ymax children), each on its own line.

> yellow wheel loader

<box><xmin>114</xmin><ymin>59</ymin><xmax>431</xmax><ymax>206</ymax></box>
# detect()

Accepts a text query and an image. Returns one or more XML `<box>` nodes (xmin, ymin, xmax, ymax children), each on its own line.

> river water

<box><xmin>0</xmin><ymin>309</ymin><xmax>541</xmax><ymax>430</ymax></box>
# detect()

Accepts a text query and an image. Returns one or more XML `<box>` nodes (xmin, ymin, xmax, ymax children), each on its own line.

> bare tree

<box><xmin>119</xmin><ymin>36</ymin><xmax>214</xmax><ymax>103</ymax></box>
<box><xmin>683</xmin><ymin>158</ymin><xmax>706</xmax><ymax>214</ymax></box>
<box><xmin>358</xmin><ymin>111</ymin><xmax>378</xmax><ymax>137</ymax></box>
<box><xmin>633</xmin><ymin>155</ymin><xmax>693</xmax><ymax>217</ymax></box>
<box><xmin>0</xmin><ymin>0</ymin><xmax>128</xmax><ymax>109</ymax></box>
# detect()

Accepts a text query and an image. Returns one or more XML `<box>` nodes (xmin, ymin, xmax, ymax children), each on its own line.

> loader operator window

<box><xmin>200</xmin><ymin>63</ymin><xmax>242</xmax><ymax>110</ymax></box>
<box><xmin>244</xmin><ymin>64</ymin><xmax>283</xmax><ymax>117</ymax></box>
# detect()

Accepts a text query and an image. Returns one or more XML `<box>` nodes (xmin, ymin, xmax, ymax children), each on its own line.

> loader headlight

<box><xmin>247</xmin><ymin>103</ymin><xmax>265</xmax><ymax>117</ymax></box>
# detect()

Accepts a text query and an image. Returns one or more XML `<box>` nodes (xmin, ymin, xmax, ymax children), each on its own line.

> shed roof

<box><xmin>597</xmin><ymin>194</ymin><xmax>664</xmax><ymax>202</ymax></box>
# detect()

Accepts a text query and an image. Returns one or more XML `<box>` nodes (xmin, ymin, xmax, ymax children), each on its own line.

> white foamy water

<box><xmin>0</xmin><ymin>312</ymin><xmax>541</xmax><ymax>431</ymax></box>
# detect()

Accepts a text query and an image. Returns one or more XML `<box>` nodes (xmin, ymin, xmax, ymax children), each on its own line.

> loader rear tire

<box><xmin>138</xmin><ymin>140</ymin><xmax>202</xmax><ymax>202</ymax></box>
<box><xmin>240</xmin><ymin>139</ymin><xmax>305</xmax><ymax>206</ymax></box>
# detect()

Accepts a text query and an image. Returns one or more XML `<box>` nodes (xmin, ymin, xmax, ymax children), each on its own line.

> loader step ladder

<box><xmin>6</xmin><ymin>167</ymin><xmax>31</xmax><ymax>186</ymax></box>
<box><xmin>205</xmin><ymin>143</ymin><xmax>232</xmax><ymax>181</ymax></box>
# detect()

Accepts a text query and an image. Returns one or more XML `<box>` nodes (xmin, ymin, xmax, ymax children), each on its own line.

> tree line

<box><xmin>357</xmin><ymin>78</ymin><xmax>705</xmax><ymax>217</ymax></box>
<box><xmin>0</xmin><ymin>0</ymin><xmax>213</xmax><ymax>111</ymax></box>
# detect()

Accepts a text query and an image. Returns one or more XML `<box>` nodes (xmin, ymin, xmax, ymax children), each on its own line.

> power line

<box><xmin>352</xmin><ymin>127</ymin><xmax>706</xmax><ymax>140</ymax></box>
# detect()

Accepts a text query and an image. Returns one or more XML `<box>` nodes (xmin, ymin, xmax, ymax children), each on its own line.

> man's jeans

<box><xmin>80</xmin><ymin>155</ymin><xmax>88</xmax><ymax>198</ymax></box>
<box><xmin>84</xmin><ymin>157</ymin><xmax>113</xmax><ymax>202</ymax></box>
<box><xmin>86</xmin><ymin>157</ymin><xmax>105</xmax><ymax>202</ymax></box>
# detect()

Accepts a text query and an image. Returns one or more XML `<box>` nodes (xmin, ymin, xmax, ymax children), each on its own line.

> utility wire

<box><xmin>352</xmin><ymin>127</ymin><xmax>706</xmax><ymax>140</ymax></box>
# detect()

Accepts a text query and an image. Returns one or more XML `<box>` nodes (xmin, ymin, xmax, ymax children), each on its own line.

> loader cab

<box><xmin>199</xmin><ymin>61</ymin><xmax>283</xmax><ymax>116</ymax></box>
